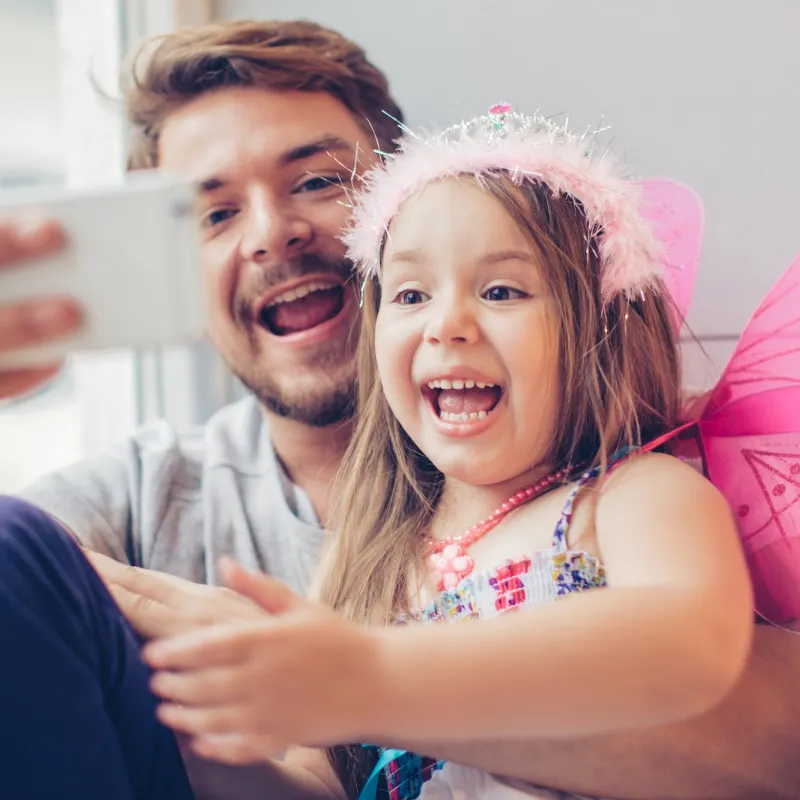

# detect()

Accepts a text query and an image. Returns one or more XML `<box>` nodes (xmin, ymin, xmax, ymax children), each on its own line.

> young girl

<box><xmin>143</xmin><ymin>106</ymin><xmax>756</xmax><ymax>800</ymax></box>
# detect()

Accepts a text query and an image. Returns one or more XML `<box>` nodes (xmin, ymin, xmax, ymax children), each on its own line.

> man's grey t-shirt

<box><xmin>21</xmin><ymin>396</ymin><xmax>325</xmax><ymax>594</ymax></box>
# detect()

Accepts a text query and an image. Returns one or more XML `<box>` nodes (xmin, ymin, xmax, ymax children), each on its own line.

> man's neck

<box><xmin>262</xmin><ymin>408</ymin><xmax>352</xmax><ymax>526</ymax></box>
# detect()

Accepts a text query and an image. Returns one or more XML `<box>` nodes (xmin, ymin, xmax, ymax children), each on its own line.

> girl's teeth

<box><xmin>439</xmin><ymin>409</ymin><xmax>491</xmax><ymax>423</ymax></box>
<box><xmin>425</xmin><ymin>379</ymin><xmax>497</xmax><ymax>390</ymax></box>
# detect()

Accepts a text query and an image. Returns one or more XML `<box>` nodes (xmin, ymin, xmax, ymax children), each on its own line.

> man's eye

<box><xmin>296</xmin><ymin>175</ymin><xmax>345</xmax><ymax>193</ymax></box>
<box><xmin>202</xmin><ymin>208</ymin><xmax>238</xmax><ymax>228</ymax></box>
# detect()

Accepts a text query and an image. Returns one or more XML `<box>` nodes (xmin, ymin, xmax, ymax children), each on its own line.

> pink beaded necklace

<box><xmin>427</xmin><ymin>467</ymin><xmax>570</xmax><ymax>591</ymax></box>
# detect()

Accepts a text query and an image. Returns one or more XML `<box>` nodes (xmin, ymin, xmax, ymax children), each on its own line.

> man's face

<box><xmin>158</xmin><ymin>87</ymin><xmax>378</xmax><ymax>426</ymax></box>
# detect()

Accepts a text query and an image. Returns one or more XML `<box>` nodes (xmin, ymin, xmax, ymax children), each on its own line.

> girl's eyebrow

<box><xmin>385</xmin><ymin>249</ymin><xmax>425</xmax><ymax>265</ymax></box>
<box><xmin>478</xmin><ymin>249</ymin><xmax>535</xmax><ymax>265</ymax></box>
<box><xmin>387</xmin><ymin>249</ymin><xmax>534</xmax><ymax>266</ymax></box>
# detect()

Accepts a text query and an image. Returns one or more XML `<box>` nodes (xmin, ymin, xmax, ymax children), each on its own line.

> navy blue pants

<box><xmin>0</xmin><ymin>496</ymin><xmax>194</xmax><ymax>799</ymax></box>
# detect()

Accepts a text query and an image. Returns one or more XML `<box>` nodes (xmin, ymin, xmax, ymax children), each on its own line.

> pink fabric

<box><xmin>638</xmin><ymin>179</ymin><xmax>704</xmax><ymax>329</ymax></box>
<box><xmin>667</xmin><ymin>254</ymin><xmax>800</xmax><ymax>627</ymax></box>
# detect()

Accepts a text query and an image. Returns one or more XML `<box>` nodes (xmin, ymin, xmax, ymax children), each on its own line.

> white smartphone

<box><xmin>0</xmin><ymin>170</ymin><xmax>205</xmax><ymax>368</ymax></box>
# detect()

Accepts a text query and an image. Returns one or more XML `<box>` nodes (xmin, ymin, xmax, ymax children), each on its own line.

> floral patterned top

<box><xmin>361</xmin><ymin>456</ymin><xmax>626</xmax><ymax>800</ymax></box>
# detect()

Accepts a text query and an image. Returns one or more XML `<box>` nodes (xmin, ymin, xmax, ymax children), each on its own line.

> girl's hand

<box><xmin>143</xmin><ymin>559</ymin><xmax>380</xmax><ymax>763</ymax></box>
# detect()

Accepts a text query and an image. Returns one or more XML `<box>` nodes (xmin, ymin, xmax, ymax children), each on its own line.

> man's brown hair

<box><xmin>122</xmin><ymin>19</ymin><xmax>404</xmax><ymax>169</ymax></box>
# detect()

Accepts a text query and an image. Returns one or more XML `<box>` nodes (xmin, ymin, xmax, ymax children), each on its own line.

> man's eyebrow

<box><xmin>195</xmin><ymin>136</ymin><xmax>356</xmax><ymax>194</ymax></box>
<box><xmin>278</xmin><ymin>135</ymin><xmax>355</xmax><ymax>167</ymax></box>
<box><xmin>198</xmin><ymin>177</ymin><xmax>225</xmax><ymax>194</ymax></box>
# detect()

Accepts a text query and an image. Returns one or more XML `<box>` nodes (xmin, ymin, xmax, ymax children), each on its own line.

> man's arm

<box><xmin>19</xmin><ymin>414</ymin><xmax>187</xmax><ymax>567</ymax></box>
<box><xmin>179</xmin><ymin>741</ymin><xmax>344</xmax><ymax>800</ymax></box>
<box><xmin>19</xmin><ymin>447</ymin><xmax>136</xmax><ymax>563</ymax></box>
<box><xmin>396</xmin><ymin>624</ymin><xmax>799</xmax><ymax>800</ymax></box>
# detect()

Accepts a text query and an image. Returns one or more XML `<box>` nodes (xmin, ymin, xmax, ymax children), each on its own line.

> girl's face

<box><xmin>375</xmin><ymin>178</ymin><xmax>560</xmax><ymax>488</ymax></box>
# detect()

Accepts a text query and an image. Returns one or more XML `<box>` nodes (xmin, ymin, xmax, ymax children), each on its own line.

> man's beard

<box><xmin>232</xmin><ymin>253</ymin><xmax>358</xmax><ymax>427</ymax></box>
<box><xmin>237</xmin><ymin>367</ymin><xmax>356</xmax><ymax>428</ymax></box>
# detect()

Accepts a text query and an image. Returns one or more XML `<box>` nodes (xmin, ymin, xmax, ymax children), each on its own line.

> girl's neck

<box><xmin>431</xmin><ymin>462</ymin><xmax>556</xmax><ymax>540</ymax></box>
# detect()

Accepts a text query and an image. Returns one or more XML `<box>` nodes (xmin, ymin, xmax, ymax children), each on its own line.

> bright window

<box><xmin>0</xmin><ymin>0</ymin><xmax>217</xmax><ymax>493</ymax></box>
<box><xmin>0</xmin><ymin>0</ymin><xmax>79</xmax><ymax>493</ymax></box>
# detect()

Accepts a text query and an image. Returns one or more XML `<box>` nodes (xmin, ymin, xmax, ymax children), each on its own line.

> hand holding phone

<box><xmin>0</xmin><ymin>171</ymin><xmax>204</xmax><ymax>373</ymax></box>
<box><xmin>0</xmin><ymin>215</ymin><xmax>82</xmax><ymax>399</ymax></box>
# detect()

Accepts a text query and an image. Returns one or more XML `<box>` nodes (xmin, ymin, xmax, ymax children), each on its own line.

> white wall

<box><xmin>0</xmin><ymin>0</ymin><xmax>62</xmax><ymax>178</ymax></box>
<box><xmin>217</xmin><ymin>0</ymin><xmax>800</xmax><ymax>386</ymax></box>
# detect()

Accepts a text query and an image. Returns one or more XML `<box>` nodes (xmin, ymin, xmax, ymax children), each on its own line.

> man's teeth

<box><xmin>426</xmin><ymin>379</ymin><xmax>497</xmax><ymax>390</ymax></box>
<box><xmin>267</xmin><ymin>281</ymin><xmax>340</xmax><ymax>306</ymax></box>
<box><xmin>439</xmin><ymin>410</ymin><xmax>489</xmax><ymax>423</ymax></box>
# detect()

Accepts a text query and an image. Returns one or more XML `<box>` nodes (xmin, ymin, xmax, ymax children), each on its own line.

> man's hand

<box><xmin>144</xmin><ymin>559</ymin><xmax>377</xmax><ymax>763</ymax></box>
<box><xmin>0</xmin><ymin>215</ymin><xmax>82</xmax><ymax>398</ymax></box>
<box><xmin>86</xmin><ymin>551</ymin><xmax>264</xmax><ymax>640</ymax></box>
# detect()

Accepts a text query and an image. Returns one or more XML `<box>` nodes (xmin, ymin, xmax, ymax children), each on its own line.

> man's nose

<box><xmin>238</xmin><ymin>187</ymin><xmax>313</xmax><ymax>264</ymax></box>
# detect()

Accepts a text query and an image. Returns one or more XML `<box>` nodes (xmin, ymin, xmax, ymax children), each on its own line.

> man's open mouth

<box><xmin>258</xmin><ymin>280</ymin><xmax>346</xmax><ymax>336</ymax></box>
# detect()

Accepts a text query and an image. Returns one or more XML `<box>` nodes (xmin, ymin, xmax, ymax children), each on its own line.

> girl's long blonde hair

<box><xmin>321</xmin><ymin>173</ymin><xmax>682</xmax><ymax>796</ymax></box>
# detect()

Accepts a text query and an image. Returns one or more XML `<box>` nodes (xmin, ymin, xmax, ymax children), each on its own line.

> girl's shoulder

<box><xmin>601</xmin><ymin>450</ymin><xmax>724</xmax><ymax>506</ymax></box>
<box><xmin>595</xmin><ymin>451</ymin><xmax>735</xmax><ymax>547</ymax></box>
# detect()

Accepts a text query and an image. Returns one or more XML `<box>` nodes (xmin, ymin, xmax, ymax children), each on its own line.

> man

<box><xmin>17</xmin><ymin>20</ymin><xmax>400</xmax><ymax>593</ymax></box>
<box><xmin>1</xmin><ymin>18</ymin><xmax>798</xmax><ymax>800</ymax></box>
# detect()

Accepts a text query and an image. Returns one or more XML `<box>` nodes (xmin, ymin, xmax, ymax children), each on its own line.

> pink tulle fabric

<box><xmin>687</xmin><ymin>254</ymin><xmax>800</xmax><ymax>627</ymax></box>
<box><xmin>637</xmin><ymin>178</ymin><xmax>704</xmax><ymax>327</ymax></box>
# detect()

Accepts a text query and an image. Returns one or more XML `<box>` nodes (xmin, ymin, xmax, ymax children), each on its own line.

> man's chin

<box><xmin>236</xmin><ymin>367</ymin><xmax>356</xmax><ymax>428</ymax></box>
<box><xmin>257</xmin><ymin>387</ymin><xmax>355</xmax><ymax>428</ymax></box>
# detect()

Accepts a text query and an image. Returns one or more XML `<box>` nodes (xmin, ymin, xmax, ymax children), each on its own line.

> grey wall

<box><xmin>217</xmin><ymin>0</ymin><xmax>799</xmax><ymax>385</ymax></box>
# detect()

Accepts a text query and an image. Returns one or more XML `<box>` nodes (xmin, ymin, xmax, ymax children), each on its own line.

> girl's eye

<box><xmin>202</xmin><ymin>208</ymin><xmax>238</xmax><ymax>229</ymax></box>
<box><xmin>483</xmin><ymin>286</ymin><xmax>527</xmax><ymax>302</ymax></box>
<box><xmin>394</xmin><ymin>289</ymin><xmax>429</xmax><ymax>306</ymax></box>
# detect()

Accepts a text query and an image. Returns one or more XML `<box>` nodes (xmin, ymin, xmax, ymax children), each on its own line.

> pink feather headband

<box><xmin>344</xmin><ymin>104</ymin><xmax>667</xmax><ymax>303</ymax></box>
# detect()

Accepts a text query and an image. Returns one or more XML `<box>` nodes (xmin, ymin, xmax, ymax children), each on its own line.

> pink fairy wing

<box><xmin>701</xmin><ymin>430</ymin><xmax>800</xmax><ymax>627</ymax></box>
<box><xmin>699</xmin><ymin>253</ymin><xmax>800</xmax><ymax>627</ymax></box>
<box><xmin>704</xmin><ymin>252</ymin><xmax>800</xmax><ymax>417</ymax></box>
<box><xmin>638</xmin><ymin>179</ymin><xmax>705</xmax><ymax>330</ymax></box>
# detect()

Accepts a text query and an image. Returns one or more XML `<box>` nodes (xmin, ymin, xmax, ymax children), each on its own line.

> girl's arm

<box><xmin>388</xmin><ymin>624</ymin><xmax>800</xmax><ymax>799</ymax></box>
<box><xmin>365</xmin><ymin>453</ymin><xmax>754</xmax><ymax>742</ymax></box>
<box><xmin>143</xmin><ymin>455</ymin><xmax>752</xmax><ymax>777</ymax></box>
